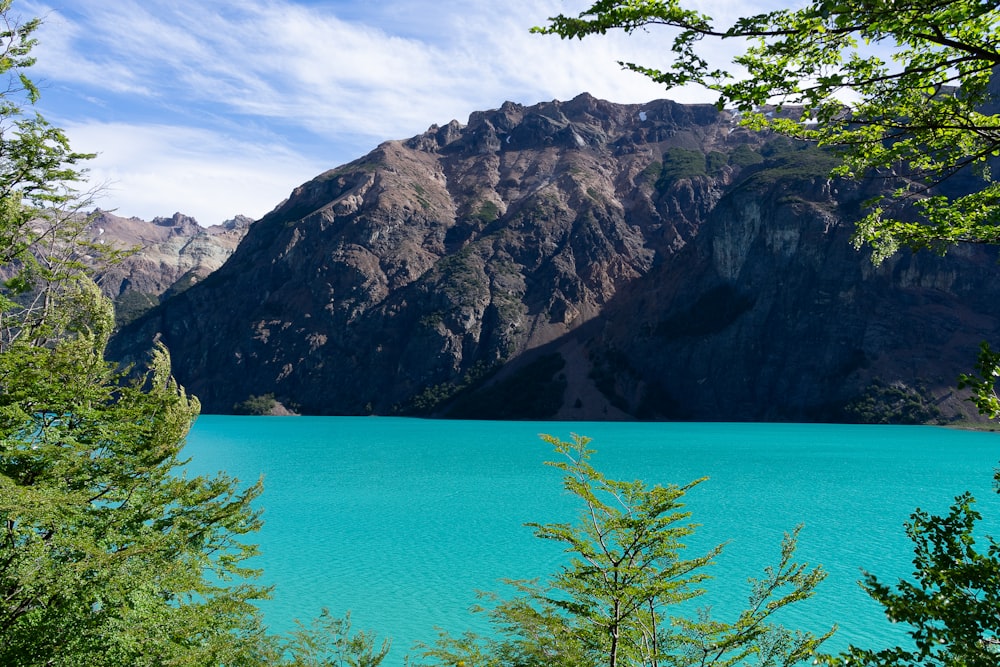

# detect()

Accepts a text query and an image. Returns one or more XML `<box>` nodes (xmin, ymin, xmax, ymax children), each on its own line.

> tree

<box><xmin>537</xmin><ymin>5</ymin><xmax>1000</xmax><ymax>665</ymax></box>
<box><xmin>858</xmin><ymin>339</ymin><xmax>999</xmax><ymax>666</ymax></box>
<box><xmin>416</xmin><ymin>435</ymin><xmax>831</xmax><ymax>667</ymax></box>
<box><xmin>958</xmin><ymin>342</ymin><xmax>1000</xmax><ymax>419</ymax></box>
<box><xmin>534</xmin><ymin>0</ymin><xmax>1000</xmax><ymax>262</ymax></box>
<box><xmin>234</xmin><ymin>392</ymin><xmax>279</xmax><ymax>415</ymax></box>
<box><xmin>0</xmin><ymin>3</ymin><xmax>266</xmax><ymax>661</ymax></box>
<box><xmin>280</xmin><ymin>610</ymin><xmax>392</xmax><ymax>667</ymax></box>
<box><xmin>821</xmin><ymin>485</ymin><xmax>1000</xmax><ymax>667</ymax></box>
<box><xmin>0</xmin><ymin>0</ymin><xmax>109</xmax><ymax>347</ymax></box>
<box><xmin>0</xmin><ymin>298</ymin><xmax>269</xmax><ymax>665</ymax></box>
<box><xmin>0</xmin><ymin>2</ymin><xmax>387</xmax><ymax>664</ymax></box>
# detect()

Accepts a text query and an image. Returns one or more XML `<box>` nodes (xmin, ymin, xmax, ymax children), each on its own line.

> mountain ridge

<box><xmin>86</xmin><ymin>209</ymin><xmax>253</xmax><ymax>325</ymax></box>
<box><xmin>108</xmin><ymin>93</ymin><xmax>1000</xmax><ymax>422</ymax></box>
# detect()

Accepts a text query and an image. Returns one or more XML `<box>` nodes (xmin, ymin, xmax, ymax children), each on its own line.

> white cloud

<box><xmin>22</xmin><ymin>0</ymin><xmax>770</xmax><ymax>223</ymax></box>
<box><xmin>62</xmin><ymin>121</ymin><xmax>328</xmax><ymax>225</ymax></box>
<box><xmin>36</xmin><ymin>0</ymin><xmax>714</xmax><ymax>131</ymax></box>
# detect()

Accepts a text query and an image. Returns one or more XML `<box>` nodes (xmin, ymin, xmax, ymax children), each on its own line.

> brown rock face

<box><xmin>88</xmin><ymin>211</ymin><xmax>252</xmax><ymax>324</ymax></box>
<box><xmin>109</xmin><ymin>94</ymin><xmax>1000</xmax><ymax>422</ymax></box>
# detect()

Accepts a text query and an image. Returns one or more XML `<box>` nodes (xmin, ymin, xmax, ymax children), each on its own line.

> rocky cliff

<box><xmin>87</xmin><ymin>211</ymin><xmax>252</xmax><ymax>325</ymax></box>
<box><xmin>108</xmin><ymin>94</ymin><xmax>1000</xmax><ymax>422</ymax></box>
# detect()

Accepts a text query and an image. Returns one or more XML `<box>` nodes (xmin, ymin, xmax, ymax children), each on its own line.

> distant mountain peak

<box><xmin>84</xmin><ymin>209</ymin><xmax>254</xmax><ymax>326</ymax></box>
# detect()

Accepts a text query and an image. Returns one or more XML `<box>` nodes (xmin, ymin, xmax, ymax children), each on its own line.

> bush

<box><xmin>234</xmin><ymin>393</ymin><xmax>278</xmax><ymax>415</ymax></box>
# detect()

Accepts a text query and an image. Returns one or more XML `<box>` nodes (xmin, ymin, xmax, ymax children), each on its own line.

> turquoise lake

<box><xmin>183</xmin><ymin>417</ymin><xmax>1000</xmax><ymax>663</ymax></box>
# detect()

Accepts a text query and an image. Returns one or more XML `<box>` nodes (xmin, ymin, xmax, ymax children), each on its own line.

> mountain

<box><xmin>86</xmin><ymin>210</ymin><xmax>253</xmax><ymax>325</ymax></box>
<box><xmin>108</xmin><ymin>93</ymin><xmax>1000</xmax><ymax>422</ymax></box>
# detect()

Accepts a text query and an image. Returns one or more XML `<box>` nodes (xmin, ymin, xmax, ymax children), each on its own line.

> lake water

<box><xmin>183</xmin><ymin>417</ymin><xmax>1000</xmax><ymax>664</ymax></box>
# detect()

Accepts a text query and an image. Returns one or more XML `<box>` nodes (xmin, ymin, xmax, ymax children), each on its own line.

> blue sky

<box><xmin>23</xmin><ymin>0</ymin><xmax>756</xmax><ymax>225</ymax></box>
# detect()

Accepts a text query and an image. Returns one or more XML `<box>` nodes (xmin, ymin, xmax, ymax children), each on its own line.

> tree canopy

<box><xmin>535</xmin><ymin>0</ymin><xmax>1000</xmax><ymax>262</ymax></box>
<box><xmin>0</xmin><ymin>2</ymin><xmax>387</xmax><ymax>663</ymax></box>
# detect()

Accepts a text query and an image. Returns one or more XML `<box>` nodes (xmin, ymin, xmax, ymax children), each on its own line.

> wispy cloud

<box><xmin>62</xmin><ymin>121</ymin><xmax>327</xmax><ymax>225</ymax></box>
<box><xmin>22</xmin><ymin>0</ymin><xmax>741</xmax><ymax>223</ymax></box>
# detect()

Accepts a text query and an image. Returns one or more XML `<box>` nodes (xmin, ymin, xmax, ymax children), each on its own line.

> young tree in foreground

<box><xmin>0</xmin><ymin>290</ymin><xmax>269</xmax><ymax>665</ymax></box>
<box><xmin>416</xmin><ymin>435</ymin><xmax>831</xmax><ymax>667</ymax></box>
<box><xmin>535</xmin><ymin>0</ymin><xmax>1000</xmax><ymax>263</ymax></box>
<box><xmin>0</xmin><ymin>4</ymin><xmax>268</xmax><ymax>661</ymax></box>
<box><xmin>282</xmin><ymin>610</ymin><xmax>392</xmax><ymax>667</ymax></box>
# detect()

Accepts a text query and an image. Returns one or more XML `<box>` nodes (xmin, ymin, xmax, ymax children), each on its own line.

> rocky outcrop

<box><xmin>87</xmin><ymin>211</ymin><xmax>252</xmax><ymax>324</ymax></box>
<box><xmin>585</xmin><ymin>171</ymin><xmax>1000</xmax><ymax>422</ymax></box>
<box><xmin>108</xmin><ymin>94</ymin><xmax>1000</xmax><ymax>422</ymax></box>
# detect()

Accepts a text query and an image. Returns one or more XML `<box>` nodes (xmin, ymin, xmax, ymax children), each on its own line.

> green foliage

<box><xmin>821</xmin><ymin>486</ymin><xmax>1000</xmax><ymax>666</ymax></box>
<box><xmin>279</xmin><ymin>610</ymin><xmax>391</xmax><ymax>667</ymax></box>
<box><xmin>640</xmin><ymin>161</ymin><xmax>663</xmax><ymax>185</ymax></box>
<box><xmin>655</xmin><ymin>147</ymin><xmax>707</xmax><ymax>190</ymax></box>
<box><xmin>534</xmin><ymin>0</ymin><xmax>1000</xmax><ymax>262</ymax></box>
<box><xmin>0</xmin><ymin>273</ymin><xmax>279</xmax><ymax>665</ymax></box>
<box><xmin>0</xmin><ymin>4</ymin><xmax>388</xmax><ymax>664</ymax></box>
<box><xmin>728</xmin><ymin>144</ymin><xmax>764</xmax><ymax>169</ymax></box>
<box><xmin>705</xmin><ymin>150</ymin><xmax>727</xmax><ymax>174</ymax></box>
<box><xmin>406</xmin><ymin>359</ymin><xmax>499</xmax><ymax>415</ymax></box>
<box><xmin>430</xmin><ymin>249</ymin><xmax>490</xmax><ymax>309</ymax></box>
<box><xmin>531</xmin><ymin>7</ymin><xmax>1000</xmax><ymax>666</ymax></box>
<box><xmin>416</xmin><ymin>435</ymin><xmax>832</xmax><ymax>667</ymax></box>
<box><xmin>736</xmin><ymin>141</ymin><xmax>842</xmax><ymax>189</ymax></box>
<box><xmin>234</xmin><ymin>392</ymin><xmax>279</xmax><ymax>416</ymax></box>
<box><xmin>412</xmin><ymin>183</ymin><xmax>431</xmax><ymax>210</ymax></box>
<box><xmin>112</xmin><ymin>289</ymin><xmax>159</xmax><ymax>327</ymax></box>
<box><xmin>958</xmin><ymin>342</ymin><xmax>1000</xmax><ymax>419</ymax></box>
<box><xmin>471</xmin><ymin>200</ymin><xmax>501</xmax><ymax>224</ymax></box>
<box><xmin>162</xmin><ymin>271</ymin><xmax>203</xmax><ymax>299</ymax></box>
<box><xmin>0</xmin><ymin>330</ymin><xmax>268</xmax><ymax>665</ymax></box>
<box><xmin>843</xmin><ymin>380</ymin><xmax>943</xmax><ymax>425</ymax></box>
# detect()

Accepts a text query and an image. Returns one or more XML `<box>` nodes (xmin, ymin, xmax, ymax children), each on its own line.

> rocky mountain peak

<box><xmin>109</xmin><ymin>95</ymin><xmax>1000</xmax><ymax>423</ymax></box>
<box><xmin>85</xmin><ymin>209</ymin><xmax>253</xmax><ymax>326</ymax></box>
<box><xmin>150</xmin><ymin>212</ymin><xmax>201</xmax><ymax>233</ymax></box>
<box><xmin>217</xmin><ymin>214</ymin><xmax>255</xmax><ymax>231</ymax></box>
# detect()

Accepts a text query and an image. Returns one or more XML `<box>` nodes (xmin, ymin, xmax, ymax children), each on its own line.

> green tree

<box><xmin>876</xmin><ymin>326</ymin><xmax>1000</xmax><ymax>667</ymax></box>
<box><xmin>0</xmin><ymin>0</ymin><xmax>108</xmax><ymax>345</ymax></box>
<box><xmin>537</xmin><ymin>5</ymin><xmax>1000</xmax><ymax>665</ymax></box>
<box><xmin>234</xmin><ymin>392</ymin><xmax>279</xmax><ymax>415</ymax></box>
<box><xmin>534</xmin><ymin>0</ymin><xmax>1000</xmax><ymax>262</ymax></box>
<box><xmin>0</xmin><ymin>3</ymin><xmax>387</xmax><ymax>664</ymax></box>
<box><xmin>958</xmin><ymin>342</ymin><xmax>1000</xmax><ymax>419</ymax></box>
<box><xmin>0</xmin><ymin>4</ymin><xmax>265</xmax><ymax>661</ymax></box>
<box><xmin>821</xmin><ymin>485</ymin><xmax>1000</xmax><ymax>667</ymax></box>
<box><xmin>416</xmin><ymin>435</ymin><xmax>831</xmax><ymax>667</ymax></box>
<box><xmin>281</xmin><ymin>610</ymin><xmax>392</xmax><ymax>667</ymax></box>
<box><xmin>0</xmin><ymin>293</ymin><xmax>269</xmax><ymax>665</ymax></box>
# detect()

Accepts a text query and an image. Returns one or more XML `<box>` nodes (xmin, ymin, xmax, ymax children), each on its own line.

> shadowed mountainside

<box><xmin>108</xmin><ymin>94</ymin><xmax>1000</xmax><ymax>422</ymax></box>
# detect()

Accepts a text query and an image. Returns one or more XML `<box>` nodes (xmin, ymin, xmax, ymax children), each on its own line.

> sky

<box><xmin>22</xmin><ymin>0</ymin><xmax>760</xmax><ymax>225</ymax></box>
